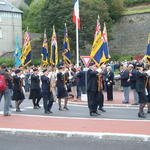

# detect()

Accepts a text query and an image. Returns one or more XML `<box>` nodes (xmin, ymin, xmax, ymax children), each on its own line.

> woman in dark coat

<box><xmin>57</xmin><ymin>67</ymin><xmax>68</xmax><ymax>110</ymax></box>
<box><xmin>41</xmin><ymin>69</ymin><xmax>54</xmax><ymax>114</ymax></box>
<box><xmin>136</xmin><ymin>66</ymin><xmax>148</xmax><ymax>118</ymax></box>
<box><xmin>12</xmin><ymin>69</ymin><xmax>25</xmax><ymax>112</ymax></box>
<box><xmin>105</xmin><ymin>66</ymin><xmax>114</xmax><ymax>101</ymax></box>
<box><xmin>29</xmin><ymin>68</ymin><xmax>41</xmax><ymax>109</ymax></box>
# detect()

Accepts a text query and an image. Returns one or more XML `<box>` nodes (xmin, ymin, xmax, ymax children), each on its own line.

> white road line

<box><xmin>4</xmin><ymin>113</ymin><xmax>150</xmax><ymax>122</ymax></box>
<box><xmin>0</xmin><ymin>128</ymin><xmax>149</xmax><ymax>141</ymax></box>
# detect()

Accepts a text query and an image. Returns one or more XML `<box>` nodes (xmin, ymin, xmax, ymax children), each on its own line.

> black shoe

<box><xmin>95</xmin><ymin>111</ymin><xmax>101</xmax><ymax>115</ymax></box>
<box><xmin>48</xmin><ymin>110</ymin><xmax>53</xmax><ymax>113</ymax></box>
<box><xmin>4</xmin><ymin>113</ymin><xmax>11</xmax><ymax>116</ymax></box>
<box><xmin>147</xmin><ymin>111</ymin><xmax>150</xmax><ymax>113</ymax></box>
<box><xmin>98</xmin><ymin>108</ymin><xmax>106</xmax><ymax>112</ymax></box>
<box><xmin>44</xmin><ymin>111</ymin><xmax>50</xmax><ymax>114</ymax></box>
<box><xmin>33</xmin><ymin>106</ymin><xmax>39</xmax><ymax>109</ymax></box>
<box><xmin>64</xmin><ymin>107</ymin><xmax>69</xmax><ymax>110</ymax></box>
<box><xmin>59</xmin><ymin>108</ymin><xmax>63</xmax><ymax>111</ymax></box>
<box><xmin>37</xmin><ymin>105</ymin><xmax>41</xmax><ymax>108</ymax></box>
<box><xmin>90</xmin><ymin>112</ymin><xmax>98</xmax><ymax>116</ymax></box>
<box><xmin>138</xmin><ymin>112</ymin><xmax>146</xmax><ymax>118</ymax></box>
<box><xmin>16</xmin><ymin>109</ymin><xmax>22</xmax><ymax>112</ymax></box>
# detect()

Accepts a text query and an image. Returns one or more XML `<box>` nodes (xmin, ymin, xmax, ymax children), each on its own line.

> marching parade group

<box><xmin>0</xmin><ymin>60</ymin><xmax>150</xmax><ymax>118</ymax></box>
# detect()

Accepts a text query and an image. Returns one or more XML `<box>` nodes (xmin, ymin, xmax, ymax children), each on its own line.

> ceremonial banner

<box><xmin>14</xmin><ymin>36</ymin><xmax>22</xmax><ymax>67</ymax></box>
<box><xmin>50</xmin><ymin>26</ymin><xmax>58</xmax><ymax>66</ymax></box>
<box><xmin>90</xmin><ymin>22</ymin><xmax>110</xmax><ymax>67</ymax></box>
<box><xmin>21</xmin><ymin>31</ymin><xmax>32</xmax><ymax>66</ymax></box>
<box><xmin>62</xmin><ymin>24</ymin><xmax>71</xmax><ymax>65</ymax></box>
<box><xmin>41</xmin><ymin>29</ymin><xmax>48</xmax><ymax>66</ymax></box>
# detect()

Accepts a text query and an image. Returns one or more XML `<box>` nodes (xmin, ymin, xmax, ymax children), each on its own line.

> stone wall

<box><xmin>109</xmin><ymin>13</ymin><xmax>150</xmax><ymax>57</ymax></box>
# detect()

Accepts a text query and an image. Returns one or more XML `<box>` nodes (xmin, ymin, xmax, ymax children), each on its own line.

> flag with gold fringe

<box><xmin>50</xmin><ymin>26</ymin><xmax>58</xmax><ymax>66</ymax></box>
<box><xmin>62</xmin><ymin>23</ymin><xmax>71</xmax><ymax>65</ymax></box>
<box><xmin>90</xmin><ymin>22</ymin><xmax>110</xmax><ymax>67</ymax></box>
<box><xmin>20</xmin><ymin>31</ymin><xmax>32</xmax><ymax>66</ymax></box>
<box><xmin>41</xmin><ymin>29</ymin><xmax>48</xmax><ymax>66</ymax></box>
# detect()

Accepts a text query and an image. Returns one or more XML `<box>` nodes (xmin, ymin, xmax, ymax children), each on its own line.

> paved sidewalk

<box><xmin>69</xmin><ymin>91</ymin><xmax>135</xmax><ymax>106</ymax></box>
<box><xmin>0</xmin><ymin>114</ymin><xmax>150</xmax><ymax>141</ymax></box>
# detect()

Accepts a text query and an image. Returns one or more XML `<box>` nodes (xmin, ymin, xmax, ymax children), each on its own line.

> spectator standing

<box><xmin>0</xmin><ymin>64</ymin><xmax>12</xmax><ymax>116</ymax></box>
<box><xmin>120</xmin><ymin>65</ymin><xmax>130</xmax><ymax>104</ymax></box>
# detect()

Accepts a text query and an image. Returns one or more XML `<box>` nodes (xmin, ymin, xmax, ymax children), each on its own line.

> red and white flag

<box><xmin>73</xmin><ymin>0</ymin><xmax>80</xmax><ymax>29</ymax></box>
<box><xmin>94</xmin><ymin>15</ymin><xmax>101</xmax><ymax>39</ymax></box>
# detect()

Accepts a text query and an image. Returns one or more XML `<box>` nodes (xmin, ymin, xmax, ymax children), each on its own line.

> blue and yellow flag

<box><xmin>62</xmin><ymin>23</ymin><xmax>71</xmax><ymax>65</ymax></box>
<box><xmin>90</xmin><ymin>22</ymin><xmax>110</xmax><ymax>67</ymax></box>
<box><xmin>14</xmin><ymin>36</ymin><xmax>22</xmax><ymax>67</ymax></box>
<box><xmin>145</xmin><ymin>34</ymin><xmax>150</xmax><ymax>64</ymax></box>
<box><xmin>41</xmin><ymin>29</ymin><xmax>48</xmax><ymax>66</ymax></box>
<box><xmin>146</xmin><ymin>34</ymin><xmax>150</xmax><ymax>58</ymax></box>
<box><xmin>20</xmin><ymin>31</ymin><xmax>32</xmax><ymax>66</ymax></box>
<box><xmin>50</xmin><ymin>26</ymin><xmax>58</xmax><ymax>66</ymax></box>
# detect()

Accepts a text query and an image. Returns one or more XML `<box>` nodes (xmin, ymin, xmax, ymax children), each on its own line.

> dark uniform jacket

<box><xmin>41</xmin><ymin>75</ymin><xmax>51</xmax><ymax>92</ymax></box>
<box><xmin>130</xmin><ymin>69</ymin><xmax>137</xmax><ymax>89</ymax></box>
<box><xmin>57</xmin><ymin>72</ymin><xmax>68</xmax><ymax>98</ymax></box>
<box><xmin>12</xmin><ymin>75</ymin><xmax>25</xmax><ymax>100</ymax></box>
<box><xmin>87</xmin><ymin>69</ymin><xmax>98</xmax><ymax>92</ymax></box>
<box><xmin>30</xmin><ymin>74</ymin><xmax>40</xmax><ymax>90</ymax></box>
<box><xmin>120</xmin><ymin>70</ymin><xmax>130</xmax><ymax>87</ymax></box>
<box><xmin>136</xmin><ymin>71</ymin><xmax>147</xmax><ymax>93</ymax></box>
<box><xmin>106</xmin><ymin>71</ymin><xmax>114</xmax><ymax>86</ymax></box>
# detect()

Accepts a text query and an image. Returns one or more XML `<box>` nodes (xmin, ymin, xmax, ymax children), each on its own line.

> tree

<box><xmin>23</xmin><ymin>0</ymin><xmax>117</xmax><ymax>61</ymax></box>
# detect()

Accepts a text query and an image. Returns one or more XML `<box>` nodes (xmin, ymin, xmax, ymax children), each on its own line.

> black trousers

<box><xmin>43</xmin><ymin>98</ymin><xmax>53</xmax><ymax>113</ymax></box>
<box><xmin>97</xmin><ymin>91</ymin><xmax>104</xmax><ymax>109</ymax></box>
<box><xmin>106</xmin><ymin>85</ymin><xmax>113</xmax><ymax>100</ymax></box>
<box><xmin>87</xmin><ymin>91</ymin><xmax>98</xmax><ymax>113</ymax></box>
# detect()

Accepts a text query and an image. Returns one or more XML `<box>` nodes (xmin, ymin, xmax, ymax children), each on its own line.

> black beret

<box><xmin>15</xmin><ymin>69</ymin><xmax>21</xmax><ymax>74</ymax></box>
<box><xmin>136</xmin><ymin>64</ymin><xmax>142</xmax><ymax>67</ymax></box>
<box><xmin>58</xmin><ymin>66</ymin><xmax>63</xmax><ymax>70</ymax></box>
<box><xmin>33</xmin><ymin>68</ymin><xmax>38</xmax><ymax>71</ymax></box>
<box><xmin>43</xmin><ymin>69</ymin><xmax>47</xmax><ymax>73</ymax></box>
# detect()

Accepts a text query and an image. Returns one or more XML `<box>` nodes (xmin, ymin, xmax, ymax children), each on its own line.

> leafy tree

<box><xmin>23</xmin><ymin>0</ymin><xmax>123</xmax><ymax>61</ymax></box>
<box><xmin>24</xmin><ymin>0</ymin><xmax>34</xmax><ymax>6</ymax></box>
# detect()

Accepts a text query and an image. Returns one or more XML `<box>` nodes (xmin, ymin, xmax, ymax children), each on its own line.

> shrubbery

<box><xmin>124</xmin><ymin>0</ymin><xmax>150</xmax><ymax>7</ymax></box>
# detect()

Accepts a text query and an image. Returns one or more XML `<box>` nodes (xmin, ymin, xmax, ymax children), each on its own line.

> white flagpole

<box><xmin>76</xmin><ymin>17</ymin><xmax>79</xmax><ymax>67</ymax></box>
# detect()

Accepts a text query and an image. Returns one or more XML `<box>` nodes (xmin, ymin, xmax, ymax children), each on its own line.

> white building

<box><xmin>0</xmin><ymin>0</ymin><xmax>22</xmax><ymax>56</ymax></box>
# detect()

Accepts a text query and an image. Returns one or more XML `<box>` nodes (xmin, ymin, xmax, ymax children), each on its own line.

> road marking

<box><xmin>2</xmin><ymin>113</ymin><xmax>149</xmax><ymax>122</ymax></box>
<box><xmin>0</xmin><ymin>128</ymin><xmax>149</xmax><ymax>141</ymax></box>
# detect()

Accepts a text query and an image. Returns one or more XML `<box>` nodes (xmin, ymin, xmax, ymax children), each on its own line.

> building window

<box><xmin>0</xmin><ymin>28</ymin><xmax>2</xmax><ymax>39</ymax></box>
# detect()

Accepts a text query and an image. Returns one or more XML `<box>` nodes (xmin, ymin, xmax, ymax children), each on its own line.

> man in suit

<box><xmin>87</xmin><ymin>63</ymin><xmax>100</xmax><ymax>116</ymax></box>
<box><xmin>128</xmin><ymin>64</ymin><xmax>139</xmax><ymax>105</ymax></box>
<box><xmin>120</xmin><ymin>65</ymin><xmax>130</xmax><ymax>104</ymax></box>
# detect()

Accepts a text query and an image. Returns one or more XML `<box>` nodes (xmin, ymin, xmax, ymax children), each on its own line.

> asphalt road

<box><xmin>0</xmin><ymin>95</ymin><xmax>150</xmax><ymax>120</ymax></box>
<box><xmin>0</xmin><ymin>133</ymin><xmax>150</xmax><ymax>150</ymax></box>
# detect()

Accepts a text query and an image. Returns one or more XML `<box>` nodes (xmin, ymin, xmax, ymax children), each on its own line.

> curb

<box><xmin>68</xmin><ymin>101</ymin><xmax>139</xmax><ymax>108</ymax></box>
<box><xmin>0</xmin><ymin>128</ymin><xmax>150</xmax><ymax>142</ymax></box>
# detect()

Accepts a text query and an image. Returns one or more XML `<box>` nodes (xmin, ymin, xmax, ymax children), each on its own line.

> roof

<box><xmin>0</xmin><ymin>0</ymin><xmax>23</xmax><ymax>13</ymax></box>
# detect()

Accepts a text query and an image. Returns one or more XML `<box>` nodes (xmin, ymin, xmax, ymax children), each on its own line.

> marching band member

<box><xmin>12</xmin><ymin>69</ymin><xmax>25</xmax><ymax>112</ymax></box>
<box><xmin>29</xmin><ymin>68</ymin><xmax>42</xmax><ymax>109</ymax></box>
<box><xmin>41</xmin><ymin>69</ymin><xmax>54</xmax><ymax>114</ymax></box>
<box><xmin>56</xmin><ymin>66</ymin><xmax>69</xmax><ymax>111</ymax></box>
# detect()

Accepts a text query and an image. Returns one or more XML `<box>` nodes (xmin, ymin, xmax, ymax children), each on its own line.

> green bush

<box><xmin>124</xmin><ymin>0</ymin><xmax>150</xmax><ymax>7</ymax></box>
<box><xmin>117</xmin><ymin>56</ymin><xmax>132</xmax><ymax>62</ymax></box>
<box><xmin>0</xmin><ymin>58</ymin><xmax>15</xmax><ymax>67</ymax></box>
